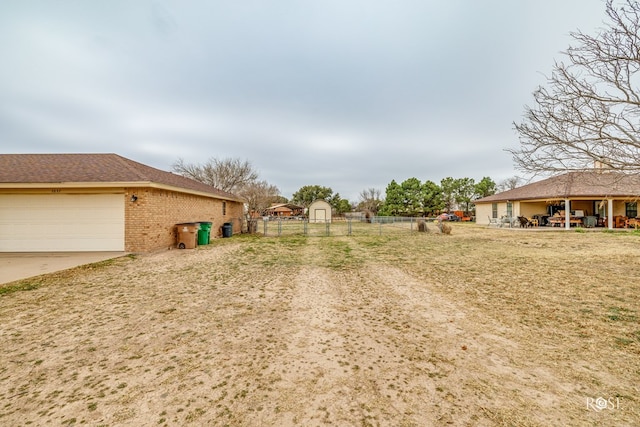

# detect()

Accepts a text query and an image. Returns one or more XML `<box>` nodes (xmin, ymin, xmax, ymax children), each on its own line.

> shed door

<box><xmin>314</xmin><ymin>209</ymin><xmax>327</xmax><ymax>222</ymax></box>
<box><xmin>0</xmin><ymin>194</ymin><xmax>125</xmax><ymax>252</ymax></box>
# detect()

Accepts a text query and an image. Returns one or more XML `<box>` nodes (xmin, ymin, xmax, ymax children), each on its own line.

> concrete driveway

<box><xmin>0</xmin><ymin>252</ymin><xmax>127</xmax><ymax>285</ymax></box>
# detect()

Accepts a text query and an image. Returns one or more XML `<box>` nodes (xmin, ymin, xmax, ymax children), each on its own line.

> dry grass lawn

<box><xmin>1</xmin><ymin>224</ymin><xmax>639</xmax><ymax>426</ymax></box>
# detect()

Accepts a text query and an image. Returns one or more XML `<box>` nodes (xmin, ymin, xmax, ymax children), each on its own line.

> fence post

<box><xmin>325</xmin><ymin>220</ymin><xmax>330</xmax><ymax>236</ymax></box>
<box><xmin>304</xmin><ymin>219</ymin><xmax>308</xmax><ymax>235</ymax></box>
<box><xmin>278</xmin><ymin>218</ymin><xmax>282</xmax><ymax>236</ymax></box>
<box><xmin>347</xmin><ymin>218</ymin><xmax>352</xmax><ymax>236</ymax></box>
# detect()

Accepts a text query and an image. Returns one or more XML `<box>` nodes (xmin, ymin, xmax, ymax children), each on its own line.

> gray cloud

<box><xmin>0</xmin><ymin>0</ymin><xmax>607</xmax><ymax>200</ymax></box>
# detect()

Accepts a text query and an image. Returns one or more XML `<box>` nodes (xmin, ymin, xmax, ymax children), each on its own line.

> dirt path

<box><xmin>1</xmin><ymin>232</ymin><xmax>636</xmax><ymax>426</ymax></box>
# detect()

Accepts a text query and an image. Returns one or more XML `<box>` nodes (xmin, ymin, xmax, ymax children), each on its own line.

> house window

<box><xmin>506</xmin><ymin>202</ymin><xmax>513</xmax><ymax>218</ymax></box>
<box><xmin>222</xmin><ymin>201</ymin><xmax>227</xmax><ymax>216</ymax></box>
<box><xmin>491</xmin><ymin>203</ymin><xmax>498</xmax><ymax>218</ymax></box>
<box><xmin>626</xmin><ymin>202</ymin><xmax>637</xmax><ymax>218</ymax></box>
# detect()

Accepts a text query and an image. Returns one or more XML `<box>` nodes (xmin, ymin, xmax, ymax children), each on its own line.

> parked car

<box><xmin>445</xmin><ymin>213</ymin><xmax>461</xmax><ymax>221</ymax></box>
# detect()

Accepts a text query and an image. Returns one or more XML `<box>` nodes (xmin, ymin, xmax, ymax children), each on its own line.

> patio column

<box><xmin>565</xmin><ymin>199</ymin><xmax>571</xmax><ymax>230</ymax></box>
<box><xmin>608</xmin><ymin>199</ymin><xmax>614</xmax><ymax>229</ymax></box>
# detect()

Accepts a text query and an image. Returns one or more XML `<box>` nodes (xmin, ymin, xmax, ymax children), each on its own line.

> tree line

<box><xmin>376</xmin><ymin>177</ymin><xmax>496</xmax><ymax>217</ymax></box>
<box><xmin>172</xmin><ymin>157</ymin><xmax>502</xmax><ymax>217</ymax></box>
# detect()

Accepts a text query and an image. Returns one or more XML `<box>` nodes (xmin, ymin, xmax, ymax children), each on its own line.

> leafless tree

<box><xmin>497</xmin><ymin>176</ymin><xmax>523</xmax><ymax>192</ymax></box>
<box><xmin>241</xmin><ymin>180</ymin><xmax>281</xmax><ymax>218</ymax></box>
<box><xmin>357</xmin><ymin>188</ymin><xmax>383</xmax><ymax>213</ymax></box>
<box><xmin>172</xmin><ymin>157</ymin><xmax>259</xmax><ymax>194</ymax></box>
<box><xmin>510</xmin><ymin>0</ymin><xmax>640</xmax><ymax>174</ymax></box>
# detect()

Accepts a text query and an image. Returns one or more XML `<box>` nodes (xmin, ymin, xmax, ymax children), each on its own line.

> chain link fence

<box><xmin>249</xmin><ymin>216</ymin><xmax>441</xmax><ymax>237</ymax></box>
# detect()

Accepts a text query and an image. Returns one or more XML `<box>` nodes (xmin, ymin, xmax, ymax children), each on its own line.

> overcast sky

<box><xmin>0</xmin><ymin>1</ymin><xmax>608</xmax><ymax>201</ymax></box>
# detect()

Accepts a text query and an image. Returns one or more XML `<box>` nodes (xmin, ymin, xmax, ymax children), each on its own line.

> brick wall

<box><xmin>124</xmin><ymin>187</ymin><xmax>245</xmax><ymax>252</ymax></box>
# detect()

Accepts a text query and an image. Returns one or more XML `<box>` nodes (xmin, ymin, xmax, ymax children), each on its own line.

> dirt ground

<box><xmin>1</xmin><ymin>225</ymin><xmax>638</xmax><ymax>426</ymax></box>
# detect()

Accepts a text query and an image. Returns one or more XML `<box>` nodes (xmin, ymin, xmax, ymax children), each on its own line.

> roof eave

<box><xmin>0</xmin><ymin>182</ymin><xmax>245</xmax><ymax>202</ymax></box>
<box><xmin>476</xmin><ymin>194</ymin><xmax>640</xmax><ymax>203</ymax></box>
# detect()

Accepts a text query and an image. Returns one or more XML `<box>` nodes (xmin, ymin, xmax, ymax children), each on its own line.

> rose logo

<box><xmin>595</xmin><ymin>397</ymin><xmax>608</xmax><ymax>410</ymax></box>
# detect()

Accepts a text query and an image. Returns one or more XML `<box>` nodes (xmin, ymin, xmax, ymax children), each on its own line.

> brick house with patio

<box><xmin>475</xmin><ymin>171</ymin><xmax>640</xmax><ymax>229</ymax></box>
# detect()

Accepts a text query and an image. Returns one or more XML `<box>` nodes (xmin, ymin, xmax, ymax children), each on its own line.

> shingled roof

<box><xmin>0</xmin><ymin>153</ymin><xmax>243</xmax><ymax>201</ymax></box>
<box><xmin>476</xmin><ymin>171</ymin><xmax>640</xmax><ymax>203</ymax></box>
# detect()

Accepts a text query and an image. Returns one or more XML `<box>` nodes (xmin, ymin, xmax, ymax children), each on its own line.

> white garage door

<box><xmin>0</xmin><ymin>194</ymin><xmax>125</xmax><ymax>252</ymax></box>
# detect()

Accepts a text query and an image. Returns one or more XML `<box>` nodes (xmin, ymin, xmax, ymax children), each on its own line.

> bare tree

<box><xmin>510</xmin><ymin>0</ymin><xmax>640</xmax><ymax>174</ymax></box>
<box><xmin>172</xmin><ymin>157</ymin><xmax>258</xmax><ymax>194</ymax></box>
<box><xmin>241</xmin><ymin>180</ymin><xmax>280</xmax><ymax>218</ymax></box>
<box><xmin>497</xmin><ymin>176</ymin><xmax>523</xmax><ymax>192</ymax></box>
<box><xmin>357</xmin><ymin>188</ymin><xmax>383</xmax><ymax>213</ymax></box>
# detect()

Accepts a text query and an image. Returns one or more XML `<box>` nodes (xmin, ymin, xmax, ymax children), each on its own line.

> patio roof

<box><xmin>476</xmin><ymin>171</ymin><xmax>640</xmax><ymax>203</ymax></box>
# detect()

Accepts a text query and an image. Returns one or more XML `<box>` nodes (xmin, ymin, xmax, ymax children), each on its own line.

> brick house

<box><xmin>475</xmin><ymin>171</ymin><xmax>640</xmax><ymax>229</ymax></box>
<box><xmin>264</xmin><ymin>203</ymin><xmax>304</xmax><ymax>217</ymax></box>
<box><xmin>0</xmin><ymin>154</ymin><xmax>245</xmax><ymax>252</ymax></box>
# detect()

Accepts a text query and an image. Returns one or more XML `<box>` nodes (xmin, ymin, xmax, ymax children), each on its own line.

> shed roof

<box><xmin>0</xmin><ymin>153</ymin><xmax>243</xmax><ymax>201</ymax></box>
<box><xmin>476</xmin><ymin>171</ymin><xmax>640</xmax><ymax>203</ymax></box>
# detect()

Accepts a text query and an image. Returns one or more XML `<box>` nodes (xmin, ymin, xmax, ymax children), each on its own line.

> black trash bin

<box><xmin>222</xmin><ymin>222</ymin><xmax>233</xmax><ymax>238</ymax></box>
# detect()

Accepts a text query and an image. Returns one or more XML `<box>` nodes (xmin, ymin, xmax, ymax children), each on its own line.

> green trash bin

<box><xmin>197</xmin><ymin>222</ymin><xmax>212</xmax><ymax>245</ymax></box>
<box><xmin>222</xmin><ymin>222</ymin><xmax>233</xmax><ymax>238</ymax></box>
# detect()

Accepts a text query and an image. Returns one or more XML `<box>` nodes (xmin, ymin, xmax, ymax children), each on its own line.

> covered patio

<box><xmin>475</xmin><ymin>171</ymin><xmax>640</xmax><ymax>230</ymax></box>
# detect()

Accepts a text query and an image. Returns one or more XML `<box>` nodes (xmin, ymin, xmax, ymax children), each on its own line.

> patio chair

<box><xmin>626</xmin><ymin>217</ymin><xmax>639</xmax><ymax>229</ymax></box>
<box><xmin>487</xmin><ymin>216</ymin><xmax>501</xmax><ymax>227</ymax></box>
<box><xmin>501</xmin><ymin>216</ymin><xmax>515</xmax><ymax>228</ymax></box>
<box><xmin>517</xmin><ymin>216</ymin><xmax>532</xmax><ymax>228</ymax></box>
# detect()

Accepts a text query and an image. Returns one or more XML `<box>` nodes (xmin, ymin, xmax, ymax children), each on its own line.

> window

<box><xmin>222</xmin><ymin>201</ymin><xmax>227</xmax><ymax>216</ymax></box>
<box><xmin>506</xmin><ymin>202</ymin><xmax>513</xmax><ymax>218</ymax></box>
<box><xmin>492</xmin><ymin>203</ymin><xmax>498</xmax><ymax>218</ymax></box>
<box><xmin>626</xmin><ymin>202</ymin><xmax>637</xmax><ymax>218</ymax></box>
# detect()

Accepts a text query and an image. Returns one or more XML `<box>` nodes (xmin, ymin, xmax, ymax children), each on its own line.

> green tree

<box><xmin>454</xmin><ymin>178</ymin><xmax>476</xmax><ymax>213</ymax></box>
<box><xmin>421</xmin><ymin>180</ymin><xmax>444</xmax><ymax>215</ymax></box>
<box><xmin>380</xmin><ymin>178</ymin><xmax>444</xmax><ymax>217</ymax></box>
<box><xmin>379</xmin><ymin>180</ymin><xmax>403</xmax><ymax>216</ymax></box>
<box><xmin>474</xmin><ymin>176</ymin><xmax>497</xmax><ymax>199</ymax></box>
<box><xmin>335</xmin><ymin>198</ymin><xmax>352</xmax><ymax>214</ymax></box>
<box><xmin>400</xmin><ymin>177</ymin><xmax>425</xmax><ymax>216</ymax></box>
<box><xmin>440</xmin><ymin>177</ymin><xmax>456</xmax><ymax>212</ymax></box>
<box><xmin>291</xmin><ymin>185</ymin><xmax>334</xmax><ymax>207</ymax></box>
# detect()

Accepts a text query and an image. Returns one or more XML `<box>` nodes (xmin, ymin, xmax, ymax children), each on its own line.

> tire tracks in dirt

<box><xmin>0</xmin><ymin>235</ymin><xmax>620</xmax><ymax>426</ymax></box>
<box><xmin>247</xmin><ymin>238</ymin><xmax>483</xmax><ymax>426</ymax></box>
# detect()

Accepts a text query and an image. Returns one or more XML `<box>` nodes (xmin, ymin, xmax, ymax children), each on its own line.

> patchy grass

<box><xmin>0</xmin><ymin>225</ymin><xmax>638</xmax><ymax>426</ymax></box>
<box><xmin>0</xmin><ymin>279</ymin><xmax>42</xmax><ymax>296</ymax></box>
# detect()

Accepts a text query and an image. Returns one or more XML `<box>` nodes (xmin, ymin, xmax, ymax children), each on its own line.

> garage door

<box><xmin>0</xmin><ymin>194</ymin><xmax>125</xmax><ymax>252</ymax></box>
